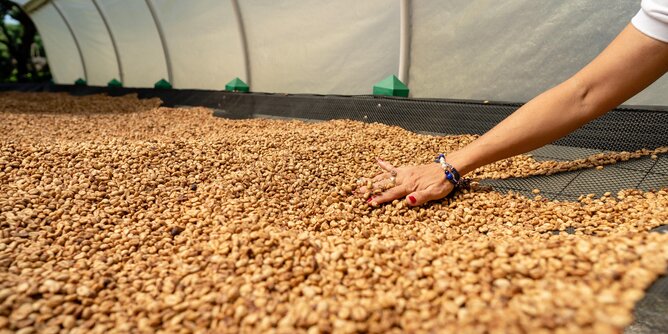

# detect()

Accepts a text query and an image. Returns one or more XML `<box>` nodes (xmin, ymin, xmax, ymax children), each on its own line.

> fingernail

<box><xmin>367</xmin><ymin>197</ymin><xmax>374</xmax><ymax>203</ymax></box>
<box><xmin>408</xmin><ymin>195</ymin><xmax>416</xmax><ymax>204</ymax></box>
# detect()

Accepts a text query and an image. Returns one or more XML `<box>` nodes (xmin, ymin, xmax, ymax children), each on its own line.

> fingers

<box><xmin>357</xmin><ymin>176</ymin><xmax>385</xmax><ymax>194</ymax></box>
<box><xmin>357</xmin><ymin>171</ymin><xmax>394</xmax><ymax>194</ymax></box>
<box><xmin>358</xmin><ymin>161</ymin><xmax>455</xmax><ymax>207</ymax></box>
<box><xmin>376</xmin><ymin>158</ymin><xmax>397</xmax><ymax>173</ymax></box>
<box><xmin>369</xmin><ymin>185</ymin><xmax>408</xmax><ymax>206</ymax></box>
<box><xmin>405</xmin><ymin>186</ymin><xmax>450</xmax><ymax>206</ymax></box>
<box><xmin>356</xmin><ymin>158</ymin><xmax>397</xmax><ymax>195</ymax></box>
<box><xmin>372</xmin><ymin>172</ymin><xmax>392</xmax><ymax>183</ymax></box>
<box><xmin>358</xmin><ymin>179</ymin><xmax>396</xmax><ymax>197</ymax></box>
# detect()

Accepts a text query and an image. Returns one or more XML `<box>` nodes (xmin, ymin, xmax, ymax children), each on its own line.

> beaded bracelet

<box><xmin>434</xmin><ymin>153</ymin><xmax>463</xmax><ymax>187</ymax></box>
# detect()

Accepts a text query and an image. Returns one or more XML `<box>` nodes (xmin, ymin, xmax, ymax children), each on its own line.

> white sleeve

<box><xmin>632</xmin><ymin>0</ymin><xmax>668</xmax><ymax>43</ymax></box>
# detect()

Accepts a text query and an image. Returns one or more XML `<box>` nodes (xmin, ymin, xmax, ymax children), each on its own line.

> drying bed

<box><xmin>0</xmin><ymin>92</ymin><xmax>667</xmax><ymax>333</ymax></box>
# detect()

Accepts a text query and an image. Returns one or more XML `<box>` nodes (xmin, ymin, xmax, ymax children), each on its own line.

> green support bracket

<box><xmin>74</xmin><ymin>78</ymin><xmax>87</xmax><ymax>86</ymax></box>
<box><xmin>373</xmin><ymin>75</ymin><xmax>409</xmax><ymax>97</ymax></box>
<box><xmin>225</xmin><ymin>77</ymin><xmax>249</xmax><ymax>92</ymax></box>
<box><xmin>107</xmin><ymin>79</ymin><xmax>122</xmax><ymax>88</ymax></box>
<box><xmin>154</xmin><ymin>79</ymin><xmax>172</xmax><ymax>89</ymax></box>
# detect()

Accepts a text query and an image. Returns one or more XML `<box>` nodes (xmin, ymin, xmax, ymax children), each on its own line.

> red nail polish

<box><xmin>408</xmin><ymin>195</ymin><xmax>416</xmax><ymax>204</ymax></box>
<box><xmin>367</xmin><ymin>197</ymin><xmax>373</xmax><ymax>203</ymax></box>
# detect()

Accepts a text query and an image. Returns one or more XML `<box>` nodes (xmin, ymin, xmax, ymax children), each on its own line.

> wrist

<box><xmin>443</xmin><ymin>150</ymin><xmax>475</xmax><ymax>176</ymax></box>
<box><xmin>434</xmin><ymin>154</ymin><xmax>465</xmax><ymax>187</ymax></box>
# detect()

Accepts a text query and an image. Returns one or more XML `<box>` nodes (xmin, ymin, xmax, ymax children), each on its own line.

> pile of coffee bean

<box><xmin>0</xmin><ymin>92</ymin><xmax>666</xmax><ymax>334</ymax></box>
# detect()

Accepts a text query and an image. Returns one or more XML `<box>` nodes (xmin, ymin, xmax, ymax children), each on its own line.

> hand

<box><xmin>357</xmin><ymin>158</ymin><xmax>454</xmax><ymax>207</ymax></box>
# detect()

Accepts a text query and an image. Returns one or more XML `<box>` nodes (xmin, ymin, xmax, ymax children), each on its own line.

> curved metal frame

<box><xmin>92</xmin><ymin>0</ymin><xmax>123</xmax><ymax>84</ymax></box>
<box><xmin>144</xmin><ymin>0</ymin><xmax>173</xmax><ymax>86</ymax></box>
<box><xmin>231</xmin><ymin>0</ymin><xmax>251</xmax><ymax>87</ymax></box>
<box><xmin>50</xmin><ymin>0</ymin><xmax>87</xmax><ymax>82</ymax></box>
<box><xmin>41</xmin><ymin>0</ymin><xmax>404</xmax><ymax>92</ymax></box>
<box><xmin>398</xmin><ymin>0</ymin><xmax>411</xmax><ymax>85</ymax></box>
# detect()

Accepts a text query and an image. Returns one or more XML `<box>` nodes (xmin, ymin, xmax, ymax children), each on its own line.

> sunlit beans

<box><xmin>0</xmin><ymin>92</ymin><xmax>666</xmax><ymax>333</ymax></box>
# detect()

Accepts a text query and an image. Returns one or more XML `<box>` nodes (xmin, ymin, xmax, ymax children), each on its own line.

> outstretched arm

<box><xmin>363</xmin><ymin>24</ymin><xmax>668</xmax><ymax>207</ymax></box>
<box><xmin>448</xmin><ymin>24</ymin><xmax>668</xmax><ymax>176</ymax></box>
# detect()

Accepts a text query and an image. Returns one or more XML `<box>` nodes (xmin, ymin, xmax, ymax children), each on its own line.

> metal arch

<box><xmin>23</xmin><ymin>0</ymin><xmax>50</xmax><ymax>14</ymax></box>
<box><xmin>231</xmin><ymin>0</ymin><xmax>251</xmax><ymax>87</ymax></box>
<box><xmin>144</xmin><ymin>0</ymin><xmax>173</xmax><ymax>86</ymax></box>
<box><xmin>92</xmin><ymin>0</ymin><xmax>123</xmax><ymax>84</ymax></box>
<box><xmin>51</xmin><ymin>0</ymin><xmax>87</xmax><ymax>82</ymax></box>
<box><xmin>398</xmin><ymin>0</ymin><xmax>411</xmax><ymax>86</ymax></box>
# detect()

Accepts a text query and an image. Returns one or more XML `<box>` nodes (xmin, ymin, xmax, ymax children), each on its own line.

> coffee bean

<box><xmin>170</xmin><ymin>227</ymin><xmax>184</xmax><ymax>237</ymax></box>
<box><xmin>1</xmin><ymin>92</ymin><xmax>666</xmax><ymax>333</ymax></box>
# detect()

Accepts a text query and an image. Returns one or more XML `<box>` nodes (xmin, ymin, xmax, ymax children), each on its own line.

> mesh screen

<box><xmin>3</xmin><ymin>82</ymin><xmax>667</xmax><ymax>152</ymax></box>
<box><xmin>479</xmin><ymin>154</ymin><xmax>666</xmax><ymax>200</ymax></box>
<box><xmin>211</xmin><ymin>93</ymin><xmax>668</xmax><ymax>152</ymax></box>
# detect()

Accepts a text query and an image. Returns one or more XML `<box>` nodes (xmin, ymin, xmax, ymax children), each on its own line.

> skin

<box><xmin>360</xmin><ymin>24</ymin><xmax>668</xmax><ymax>207</ymax></box>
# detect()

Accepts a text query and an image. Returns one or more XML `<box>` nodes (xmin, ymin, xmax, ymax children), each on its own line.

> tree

<box><xmin>0</xmin><ymin>0</ymin><xmax>51</xmax><ymax>82</ymax></box>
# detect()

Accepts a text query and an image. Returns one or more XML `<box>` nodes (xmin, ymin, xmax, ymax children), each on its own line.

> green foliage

<box><xmin>0</xmin><ymin>4</ymin><xmax>52</xmax><ymax>83</ymax></box>
<box><xmin>0</xmin><ymin>22</ymin><xmax>19</xmax><ymax>81</ymax></box>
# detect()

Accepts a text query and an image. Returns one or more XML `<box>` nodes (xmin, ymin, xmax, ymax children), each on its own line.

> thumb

<box><xmin>405</xmin><ymin>189</ymin><xmax>440</xmax><ymax>206</ymax></box>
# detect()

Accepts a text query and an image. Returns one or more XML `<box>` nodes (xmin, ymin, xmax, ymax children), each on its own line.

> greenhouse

<box><xmin>0</xmin><ymin>0</ymin><xmax>667</xmax><ymax>333</ymax></box>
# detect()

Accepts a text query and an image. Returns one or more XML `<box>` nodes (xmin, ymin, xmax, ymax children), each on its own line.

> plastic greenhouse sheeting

<box><xmin>24</xmin><ymin>0</ymin><xmax>668</xmax><ymax>106</ymax></box>
<box><xmin>238</xmin><ymin>0</ymin><xmax>400</xmax><ymax>94</ymax></box>
<box><xmin>95</xmin><ymin>0</ymin><xmax>168</xmax><ymax>88</ymax></box>
<box><xmin>409</xmin><ymin>0</ymin><xmax>668</xmax><ymax>106</ymax></box>
<box><xmin>52</xmin><ymin>0</ymin><xmax>118</xmax><ymax>86</ymax></box>
<box><xmin>30</xmin><ymin>3</ymin><xmax>84</xmax><ymax>84</ymax></box>
<box><xmin>149</xmin><ymin>0</ymin><xmax>246</xmax><ymax>90</ymax></box>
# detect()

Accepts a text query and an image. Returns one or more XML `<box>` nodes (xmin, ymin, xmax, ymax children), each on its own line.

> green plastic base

<box><xmin>154</xmin><ymin>79</ymin><xmax>172</xmax><ymax>89</ymax></box>
<box><xmin>225</xmin><ymin>77</ymin><xmax>249</xmax><ymax>92</ymax></box>
<box><xmin>373</xmin><ymin>75</ymin><xmax>409</xmax><ymax>97</ymax></box>
<box><xmin>107</xmin><ymin>79</ymin><xmax>122</xmax><ymax>88</ymax></box>
<box><xmin>74</xmin><ymin>78</ymin><xmax>87</xmax><ymax>86</ymax></box>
